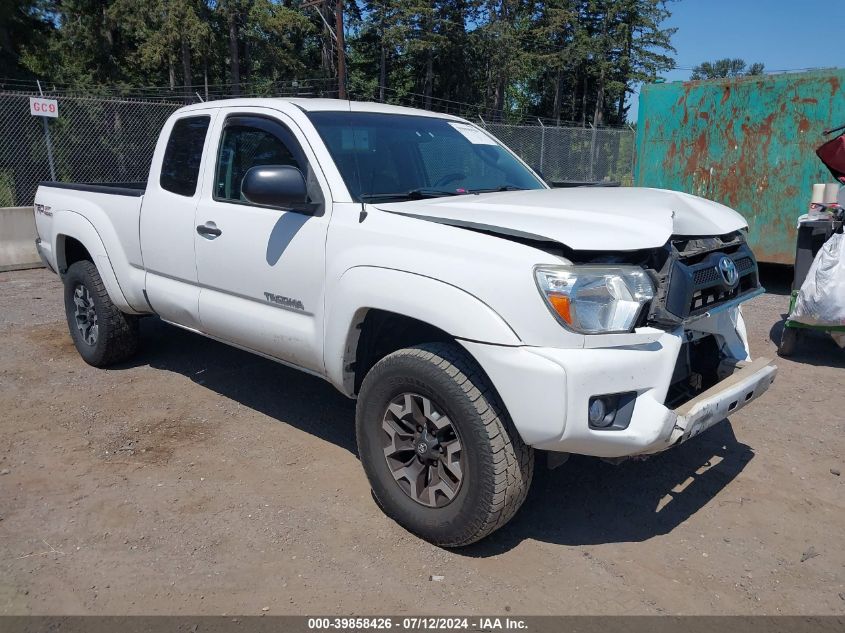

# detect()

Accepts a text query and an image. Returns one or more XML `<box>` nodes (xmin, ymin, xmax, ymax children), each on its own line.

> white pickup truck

<box><xmin>34</xmin><ymin>98</ymin><xmax>776</xmax><ymax>546</ymax></box>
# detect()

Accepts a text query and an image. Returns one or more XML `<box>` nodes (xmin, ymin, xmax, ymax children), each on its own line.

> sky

<box><xmin>627</xmin><ymin>0</ymin><xmax>845</xmax><ymax>121</ymax></box>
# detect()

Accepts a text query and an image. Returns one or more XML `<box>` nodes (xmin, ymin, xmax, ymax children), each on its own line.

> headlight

<box><xmin>534</xmin><ymin>265</ymin><xmax>655</xmax><ymax>334</ymax></box>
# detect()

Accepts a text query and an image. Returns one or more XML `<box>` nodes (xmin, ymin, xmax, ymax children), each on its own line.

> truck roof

<box><xmin>175</xmin><ymin>98</ymin><xmax>465</xmax><ymax>121</ymax></box>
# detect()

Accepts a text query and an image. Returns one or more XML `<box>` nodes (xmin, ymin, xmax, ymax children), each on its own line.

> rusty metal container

<box><xmin>635</xmin><ymin>69</ymin><xmax>845</xmax><ymax>264</ymax></box>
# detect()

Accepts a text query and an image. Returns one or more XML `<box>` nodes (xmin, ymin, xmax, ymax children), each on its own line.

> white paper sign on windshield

<box><xmin>448</xmin><ymin>122</ymin><xmax>497</xmax><ymax>145</ymax></box>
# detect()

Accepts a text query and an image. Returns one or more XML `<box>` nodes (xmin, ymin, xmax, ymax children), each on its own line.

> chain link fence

<box><xmin>0</xmin><ymin>92</ymin><xmax>181</xmax><ymax>206</ymax></box>
<box><xmin>482</xmin><ymin>122</ymin><xmax>635</xmax><ymax>186</ymax></box>
<box><xmin>0</xmin><ymin>90</ymin><xmax>634</xmax><ymax>207</ymax></box>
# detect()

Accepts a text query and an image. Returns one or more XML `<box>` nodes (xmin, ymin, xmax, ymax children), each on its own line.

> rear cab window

<box><xmin>160</xmin><ymin>116</ymin><xmax>211</xmax><ymax>196</ymax></box>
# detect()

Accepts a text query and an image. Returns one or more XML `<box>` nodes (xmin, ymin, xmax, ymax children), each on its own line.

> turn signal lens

<box><xmin>548</xmin><ymin>294</ymin><xmax>572</xmax><ymax>324</ymax></box>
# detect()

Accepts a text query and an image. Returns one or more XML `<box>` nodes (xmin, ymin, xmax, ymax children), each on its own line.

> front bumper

<box><xmin>461</xmin><ymin>329</ymin><xmax>777</xmax><ymax>459</ymax></box>
<box><xmin>665</xmin><ymin>357</ymin><xmax>776</xmax><ymax>448</ymax></box>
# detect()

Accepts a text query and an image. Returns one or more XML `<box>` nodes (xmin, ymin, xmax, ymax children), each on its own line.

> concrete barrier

<box><xmin>0</xmin><ymin>207</ymin><xmax>43</xmax><ymax>272</ymax></box>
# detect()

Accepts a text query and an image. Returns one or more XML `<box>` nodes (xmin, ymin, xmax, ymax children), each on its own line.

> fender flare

<box><xmin>324</xmin><ymin>265</ymin><xmax>521</xmax><ymax>394</ymax></box>
<box><xmin>53</xmin><ymin>210</ymin><xmax>136</xmax><ymax>313</ymax></box>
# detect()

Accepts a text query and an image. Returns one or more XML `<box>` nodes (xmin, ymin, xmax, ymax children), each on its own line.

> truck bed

<box><xmin>34</xmin><ymin>180</ymin><xmax>149</xmax><ymax>313</ymax></box>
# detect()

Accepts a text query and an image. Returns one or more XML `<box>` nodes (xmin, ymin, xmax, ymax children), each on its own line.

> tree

<box><xmin>348</xmin><ymin>0</ymin><xmax>403</xmax><ymax>101</ymax></box>
<box><xmin>0</xmin><ymin>0</ymin><xmax>55</xmax><ymax>81</ymax></box>
<box><xmin>477</xmin><ymin>0</ymin><xmax>538</xmax><ymax>120</ymax></box>
<box><xmin>22</xmin><ymin>0</ymin><xmax>135</xmax><ymax>86</ymax></box>
<box><xmin>533</xmin><ymin>0</ymin><xmax>580</xmax><ymax>123</ymax></box>
<box><xmin>690</xmin><ymin>58</ymin><xmax>765</xmax><ymax>80</ymax></box>
<box><xmin>110</xmin><ymin>0</ymin><xmax>210</xmax><ymax>95</ymax></box>
<box><xmin>242</xmin><ymin>0</ymin><xmax>316</xmax><ymax>88</ymax></box>
<box><xmin>528</xmin><ymin>0</ymin><xmax>674</xmax><ymax>125</ymax></box>
<box><xmin>5</xmin><ymin>0</ymin><xmax>677</xmax><ymax>125</ymax></box>
<box><xmin>217</xmin><ymin>0</ymin><xmax>251</xmax><ymax>95</ymax></box>
<box><xmin>612</xmin><ymin>0</ymin><xmax>675</xmax><ymax>121</ymax></box>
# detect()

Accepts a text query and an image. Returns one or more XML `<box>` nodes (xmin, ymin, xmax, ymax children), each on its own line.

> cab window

<box><xmin>160</xmin><ymin>116</ymin><xmax>210</xmax><ymax>197</ymax></box>
<box><xmin>214</xmin><ymin>115</ymin><xmax>323</xmax><ymax>209</ymax></box>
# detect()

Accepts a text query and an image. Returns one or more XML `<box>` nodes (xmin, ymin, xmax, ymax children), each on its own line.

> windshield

<box><xmin>306</xmin><ymin>111</ymin><xmax>546</xmax><ymax>202</ymax></box>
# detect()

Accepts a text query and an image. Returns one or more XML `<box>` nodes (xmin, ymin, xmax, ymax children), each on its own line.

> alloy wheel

<box><xmin>72</xmin><ymin>284</ymin><xmax>98</xmax><ymax>346</ymax></box>
<box><xmin>381</xmin><ymin>392</ymin><xmax>464</xmax><ymax>508</ymax></box>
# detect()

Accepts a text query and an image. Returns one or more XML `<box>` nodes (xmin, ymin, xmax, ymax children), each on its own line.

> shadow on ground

<box><xmin>121</xmin><ymin>317</ymin><xmax>358</xmax><ymax>454</ymax></box>
<box><xmin>464</xmin><ymin>421</ymin><xmax>752</xmax><ymax>555</ymax></box>
<box><xmin>113</xmin><ymin>317</ymin><xmax>753</xmax><ymax>552</ymax></box>
<box><xmin>758</xmin><ymin>263</ymin><xmax>793</xmax><ymax>297</ymax></box>
<box><xmin>768</xmin><ymin>314</ymin><xmax>845</xmax><ymax>369</ymax></box>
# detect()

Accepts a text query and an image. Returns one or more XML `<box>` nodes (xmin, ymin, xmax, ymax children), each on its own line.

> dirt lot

<box><xmin>0</xmin><ymin>267</ymin><xmax>843</xmax><ymax>615</ymax></box>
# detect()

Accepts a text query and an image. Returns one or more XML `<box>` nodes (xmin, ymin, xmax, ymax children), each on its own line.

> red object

<box><xmin>817</xmin><ymin>132</ymin><xmax>845</xmax><ymax>183</ymax></box>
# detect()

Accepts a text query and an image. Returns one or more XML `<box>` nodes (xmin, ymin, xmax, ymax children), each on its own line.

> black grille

<box><xmin>693</xmin><ymin>266</ymin><xmax>721</xmax><ymax>285</ymax></box>
<box><xmin>736</xmin><ymin>256</ymin><xmax>754</xmax><ymax>272</ymax></box>
<box><xmin>649</xmin><ymin>242</ymin><xmax>761</xmax><ymax>326</ymax></box>
<box><xmin>691</xmin><ymin>255</ymin><xmax>754</xmax><ymax>286</ymax></box>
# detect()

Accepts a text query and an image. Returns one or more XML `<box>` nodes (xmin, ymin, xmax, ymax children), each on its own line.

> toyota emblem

<box><xmin>718</xmin><ymin>256</ymin><xmax>739</xmax><ymax>287</ymax></box>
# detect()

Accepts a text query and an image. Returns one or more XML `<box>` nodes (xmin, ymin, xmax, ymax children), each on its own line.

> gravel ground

<box><xmin>0</xmin><ymin>267</ymin><xmax>843</xmax><ymax>615</ymax></box>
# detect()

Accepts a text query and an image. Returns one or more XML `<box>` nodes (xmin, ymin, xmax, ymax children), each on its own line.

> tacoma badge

<box><xmin>263</xmin><ymin>292</ymin><xmax>305</xmax><ymax>311</ymax></box>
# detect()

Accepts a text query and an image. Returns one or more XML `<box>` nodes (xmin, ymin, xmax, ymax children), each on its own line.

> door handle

<box><xmin>196</xmin><ymin>222</ymin><xmax>222</xmax><ymax>239</ymax></box>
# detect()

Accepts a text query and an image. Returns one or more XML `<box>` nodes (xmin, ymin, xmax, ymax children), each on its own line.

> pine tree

<box><xmin>7</xmin><ymin>0</ymin><xmax>677</xmax><ymax>124</ymax></box>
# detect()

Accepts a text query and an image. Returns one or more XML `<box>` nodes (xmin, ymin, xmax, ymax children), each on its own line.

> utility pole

<box><xmin>302</xmin><ymin>0</ymin><xmax>346</xmax><ymax>99</ymax></box>
<box><xmin>334</xmin><ymin>0</ymin><xmax>346</xmax><ymax>99</ymax></box>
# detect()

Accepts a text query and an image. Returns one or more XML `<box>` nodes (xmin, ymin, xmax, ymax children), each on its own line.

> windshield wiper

<box><xmin>466</xmin><ymin>185</ymin><xmax>526</xmax><ymax>194</ymax></box>
<box><xmin>361</xmin><ymin>188</ymin><xmax>461</xmax><ymax>202</ymax></box>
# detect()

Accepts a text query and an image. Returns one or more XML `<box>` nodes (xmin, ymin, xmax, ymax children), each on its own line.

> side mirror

<box><xmin>242</xmin><ymin>165</ymin><xmax>309</xmax><ymax>210</ymax></box>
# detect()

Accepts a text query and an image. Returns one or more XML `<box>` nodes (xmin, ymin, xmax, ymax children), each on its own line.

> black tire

<box><xmin>62</xmin><ymin>260</ymin><xmax>139</xmax><ymax>367</ymax></box>
<box><xmin>356</xmin><ymin>342</ymin><xmax>533</xmax><ymax>547</ymax></box>
<box><xmin>778</xmin><ymin>326</ymin><xmax>799</xmax><ymax>357</ymax></box>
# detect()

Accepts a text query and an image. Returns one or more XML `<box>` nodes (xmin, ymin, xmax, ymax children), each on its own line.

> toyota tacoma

<box><xmin>33</xmin><ymin>99</ymin><xmax>777</xmax><ymax>546</ymax></box>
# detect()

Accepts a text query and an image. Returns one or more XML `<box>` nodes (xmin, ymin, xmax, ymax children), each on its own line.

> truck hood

<box><xmin>373</xmin><ymin>187</ymin><xmax>748</xmax><ymax>251</ymax></box>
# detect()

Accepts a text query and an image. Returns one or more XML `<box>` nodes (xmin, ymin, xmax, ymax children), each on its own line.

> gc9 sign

<box><xmin>29</xmin><ymin>97</ymin><xmax>59</xmax><ymax>118</ymax></box>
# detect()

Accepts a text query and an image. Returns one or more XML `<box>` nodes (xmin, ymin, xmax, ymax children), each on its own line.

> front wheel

<box><xmin>355</xmin><ymin>343</ymin><xmax>533</xmax><ymax>547</ymax></box>
<box><xmin>63</xmin><ymin>260</ymin><xmax>139</xmax><ymax>367</ymax></box>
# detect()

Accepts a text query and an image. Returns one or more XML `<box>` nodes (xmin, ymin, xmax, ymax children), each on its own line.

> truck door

<box><xmin>193</xmin><ymin>109</ymin><xmax>331</xmax><ymax>374</ymax></box>
<box><xmin>140</xmin><ymin>110</ymin><xmax>217</xmax><ymax>329</ymax></box>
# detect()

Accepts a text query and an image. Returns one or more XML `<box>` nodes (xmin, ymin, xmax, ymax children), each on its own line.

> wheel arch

<box><xmin>324</xmin><ymin>266</ymin><xmax>522</xmax><ymax>396</ymax></box>
<box><xmin>58</xmin><ymin>235</ymin><xmax>93</xmax><ymax>270</ymax></box>
<box><xmin>52</xmin><ymin>212</ymin><xmax>135</xmax><ymax>313</ymax></box>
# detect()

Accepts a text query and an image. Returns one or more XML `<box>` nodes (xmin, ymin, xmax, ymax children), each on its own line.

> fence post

<box><xmin>537</xmin><ymin>118</ymin><xmax>545</xmax><ymax>175</ymax></box>
<box><xmin>588</xmin><ymin>122</ymin><xmax>597</xmax><ymax>182</ymax></box>
<box><xmin>37</xmin><ymin>81</ymin><xmax>57</xmax><ymax>182</ymax></box>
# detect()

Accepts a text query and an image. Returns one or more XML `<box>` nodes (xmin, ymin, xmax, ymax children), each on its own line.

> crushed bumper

<box><xmin>660</xmin><ymin>357</ymin><xmax>777</xmax><ymax>450</ymax></box>
<box><xmin>462</xmin><ymin>330</ymin><xmax>777</xmax><ymax>459</ymax></box>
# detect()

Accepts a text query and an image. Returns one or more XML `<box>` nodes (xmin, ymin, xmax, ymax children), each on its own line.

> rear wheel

<box><xmin>356</xmin><ymin>342</ymin><xmax>533</xmax><ymax>547</ymax></box>
<box><xmin>63</xmin><ymin>260</ymin><xmax>139</xmax><ymax>367</ymax></box>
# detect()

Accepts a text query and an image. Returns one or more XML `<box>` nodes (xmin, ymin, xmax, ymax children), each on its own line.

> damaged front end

<box><xmin>562</xmin><ymin>230</ymin><xmax>777</xmax><ymax>454</ymax></box>
<box><xmin>647</xmin><ymin>232</ymin><xmax>763</xmax><ymax>328</ymax></box>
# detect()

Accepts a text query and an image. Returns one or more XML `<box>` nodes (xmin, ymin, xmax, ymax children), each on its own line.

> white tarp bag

<box><xmin>791</xmin><ymin>232</ymin><xmax>845</xmax><ymax>339</ymax></box>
